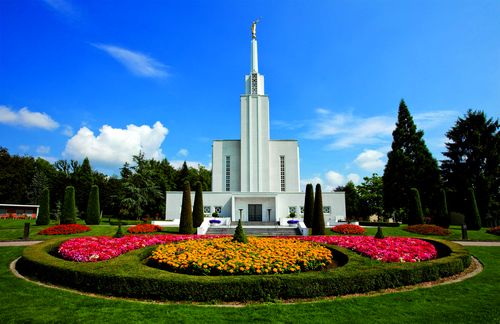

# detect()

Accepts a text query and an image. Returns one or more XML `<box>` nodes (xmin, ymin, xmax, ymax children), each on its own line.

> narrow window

<box><xmin>280</xmin><ymin>155</ymin><xmax>286</xmax><ymax>192</ymax></box>
<box><xmin>225</xmin><ymin>156</ymin><xmax>231</xmax><ymax>191</ymax></box>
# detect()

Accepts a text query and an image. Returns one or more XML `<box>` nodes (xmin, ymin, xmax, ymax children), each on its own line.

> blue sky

<box><xmin>1</xmin><ymin>0</ymin><xmax>499</xmax><ymax>190</ymax></box>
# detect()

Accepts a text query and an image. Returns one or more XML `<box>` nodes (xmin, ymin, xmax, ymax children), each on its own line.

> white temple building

<box><xmin>164</xmin><ymin>23</ymin><xmax>345</xmax><ymax>226</ymax></box>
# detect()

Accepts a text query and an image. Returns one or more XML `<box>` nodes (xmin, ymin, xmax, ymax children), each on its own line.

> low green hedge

<box><xmin>16</xmin><ymin>238</ymin><xmax>470</xmax><ymax>302</ymax></box>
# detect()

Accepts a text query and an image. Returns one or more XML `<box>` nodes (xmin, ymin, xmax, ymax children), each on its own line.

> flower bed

<box><xmin>403</xmin><ymin>224</ymin><xmax>451</xmax><ymax>236</ymax></box>
<box><xmin>304</xmin><ymin>236</ymin><xmax>437</xmax><ymax>262</ymax></box>
<box><xmin>127</xmin><ymin>224</ymin><xmax>162</xmax><ymax>234</ymax></box>
<box><xmin>331</xmin><ymin>224</ymin><xmax>365</xmax><ymax>235</ymax></box>
<box><xmin>486</xmin><ymin>226</ymin><xmax>500</xmax><ymax>236</ymax></box>
<box><xmin>58</xmin><ymin>234</ymin><xmax>224</xmax><ymax>262</ymax></box>
<box><xmin>149</xmin><ymin>237</ymin><xmax>332</xmax><ymax>275</ymax></box>
<box><xmin>38</xmin><ymin>224</ymin><xmax>91</xmax><ymax>235</ymax></box>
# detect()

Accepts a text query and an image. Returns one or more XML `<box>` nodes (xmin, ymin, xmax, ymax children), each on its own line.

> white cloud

<box><xmin>177</xmin><ymin>149</ymin><xmax>189</xmax><ymax>157</ymax></box>
<box><xmin>62</xmin><ymin>125</ymin><xmax>74</xmax><ymax>137</ymax></box>
<box><xmin>36</xmin><ymin>145</ymin><xmax>51</xmax><ymax>154</ymax></box>
<box><xmin>354</xmin><ymin>149</ymin><xmax>386</xmax><ymax>171</ymax></box>
<box><xmin>93</xmin><ymin>43</ymin><xmax>168</xmax><ymax>78</ymax></box>
<box><xmin>347</xmin><ymin>173</ymin><xmax>361</xmax><ymax>184</ymax></box>
<box><xmin>304</xmin><ymin>111</ymin><xmax>394</xmax><ymax>149</ymax></box>
<box><xmin>325</xmin><ymin>171</ymin><xmax>345</xmax><ymax>191</ymax></box>
<box><xmin>170</xmin><ymin>160</ymin><xmax>207</xmax><ymax>169</ymax></box>
<box><xmin>414</xmin><ymin>110</ymin><xmax>459</xmax><ymax>129</ymax></box>
<box><xmin>63</xmin><ymin>121</ymin><xmax>168</xmax><ymax>167</ymax></box>
<box><xmin>0</xmin><ymin>106</ymin><xmax>59</xmax><ymax>130</ymax></box>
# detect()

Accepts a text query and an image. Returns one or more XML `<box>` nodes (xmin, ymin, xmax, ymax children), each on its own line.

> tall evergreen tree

<box><xmin>192</xmin><ymin>182</ymin><xmax>204</xmax><ymax>228</ymax></box>
<box><xmin>60</xmin><ymin>186</ymin><xmax>77</xmax><ymax>224</ymax></box>
<box><xmin>408</xmin><ymin>188</ymin><xmax>424</xmax><ymax>225</ymax></box>
<box><xmin>436</xmin><ymin>189</ymin><xmax>450</xmax><ymax>227</ymax></box>
<box><xmin>312</xmin><ymin>184</ymin><xmax>325</xmax><ymax>235</ymax></box>
<box><xmin>179</xmin><ymin>181</ymin><xmax>193</xmax><ymax>234</ymax></box>
<box><xmin>36</xmin><ymin>188</ymin><xmax>50</xmax><ymax>225</ymax></box>
<box><xmin>86</xmin><ymin>185</ymin><xmax>101</xmax><ymax>225</ymax></box>
<box><xmin>383</xmin><ymin>99</ymin><xmax>441</xmax><ymax>223</ymax></box>
<box><xmin>441</xmin><ymin>110</ymin><xmax>499</xmax><ymax>225</ymax></box>
<box><xmin>303</xmin><ymin>183</ymin><xmax>314</xmax><ymax>228</ymax></box>
<box><xmin>466</xmin><ymin>187</ymin><xmax>481</xmax><ymax>230</ymax></box>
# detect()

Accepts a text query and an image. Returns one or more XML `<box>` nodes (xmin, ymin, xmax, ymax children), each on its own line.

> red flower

<box><xmin>127</xmin><ymin>224</ymin><xmax>163</xmax><ymax>234</ymax></box>
<box><xmin>404</xmin><ymin>224</ymin><xmax>451</xmax><ymax>236</ymax></box>
<box><xmin>39</xmin><ymin>224</ymin><xmax>91</xmax><ymax>235</ymax></box>
<box><xmin>331</xmin><ymin>224</ymin><xmax>365</xmax><ymax>235</ymax></box>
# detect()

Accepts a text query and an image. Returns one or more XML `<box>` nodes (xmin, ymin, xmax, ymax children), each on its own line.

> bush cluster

<box><xmin>486</xmin><ymin>226</ymin><xmax>500</xmax><ymax>236</ymax></box>
<box><xmin>17</xmin><ymin>238</ymin><xmax>470</xmax><ymax>302</ymax></box>
<box><xmin>127</xmin><ymin>224</ymin><xmax>162</xmax><ymax>234</ymax></box>
<box><xmin>331</xmin><ymin>224</ymin><xmax>365</xmax><ymax>235</ymax></box>
<box><xmin>38</xmin><ymin>224</ymin><xmax>91</xmax><ymax>235</ymax></box>
<box><xmin>403</xmin><ymin>224</ymin><xmax>452</xmax><ymax>236</ymax></box>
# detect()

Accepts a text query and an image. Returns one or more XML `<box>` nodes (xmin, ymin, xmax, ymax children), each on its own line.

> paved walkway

<box><xmin>0</xmin><ymin>240</ymin><xmax>43</xmax><ymax>247</ymax></box>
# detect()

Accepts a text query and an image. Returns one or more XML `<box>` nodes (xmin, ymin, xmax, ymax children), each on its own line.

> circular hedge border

<box><xmin>16</xmin><ymin>238</ymin><xmax>470</xmax><ymax>302</ymax></box>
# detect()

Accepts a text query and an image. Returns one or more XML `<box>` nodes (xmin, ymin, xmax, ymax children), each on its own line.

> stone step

<box><xmin>206</xmin><ymin>226</ymin><xmax>300</xmax><ymax>236</ymax></box>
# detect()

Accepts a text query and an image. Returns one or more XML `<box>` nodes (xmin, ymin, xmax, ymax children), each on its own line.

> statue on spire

<box><xmin>251</xmin><ymin>19</ymin><xmax>259</xmax><ymax>39</ymax></box>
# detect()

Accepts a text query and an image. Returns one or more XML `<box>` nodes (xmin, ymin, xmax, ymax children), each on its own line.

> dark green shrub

<box><xmin>437</xmin><ymin>188</ymin><xmax>450</xmax><ymax>228</ymax></box>
<box><xmin>466</xmin><ymin>187</ymin><xmax>481</xmax><ymax>230</ymax></box>
<box><xmin>60</xmin><ymin>186</ymin><xmax>77</xmax><ymax>224</ymax></box>
<box><xmin>312</xmin><ymin>184</ymin><xmax>325</xmax><ymax>235</ymax></box>
<box><xmin>232</xmin><ymin>219</ymin><xmax>248</xmax><ymax>243</ymax></box>
<box><xmin>408</xmin><ymin>188</ymin><xmax>424</xmax><ymax>225</ymax></box>
<box><xmin>17</xmin><ymin>238</ymin><xmax>470</xmax><ymax>302</ymax></box>
<box><xmin>303</xmin><ymin>183</ymin><xmax>314</xmax><ymax>228</ymax></box>
<box><xmin>375</xmin><ymin>226</ymin><xmax>385</xmax><ymax>239</ymax></box>
<box><xmin>86</xmin><ymin>185</ymin><xmax>101</xmax><ymax>225</ymax></box>
<box><xmin>192</xmin><ymin>182</ymin><xmax>204</xmax><ymax>228</ymax></box>
<box><xmin>179</xmin><ymin>181</ymin><xmax>193</xmax><ymax>234</ymax></box>
<box><xmin>36</xmin><ymin>188</ymin><xmax>50</xmax><ymax>226</ymax></box>
<box><xmin>113</xmin><ymin>219</ymin><xmax>124</xmax><ymax>238</ymax></box>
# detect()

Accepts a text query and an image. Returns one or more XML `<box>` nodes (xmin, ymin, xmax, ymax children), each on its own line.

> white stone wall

<box><xmin>240</xmin><ymin>94</ymin><xmax>270</xmax><ymax>192</ymax></box>
<box><xmin>269</xmin><ymin>140</ymin><xmax>300</xmax><ymax>192</ymax></box>
<box><xmin>212</xmin><ymin>140</ymin><xmax>241</xmax><ymax>192</ymax></box>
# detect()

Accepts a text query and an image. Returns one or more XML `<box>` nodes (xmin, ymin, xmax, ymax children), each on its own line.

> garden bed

<box><xmin>16</xmin><ymin>236</ymin><xmax>470</xmax><ymax>302</ymax></box>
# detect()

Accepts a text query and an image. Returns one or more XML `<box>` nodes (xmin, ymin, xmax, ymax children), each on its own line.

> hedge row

<box><xmin>17</xmin><ymin>238</ymin><xmax>470</xmax><ymax>302</ymax></box>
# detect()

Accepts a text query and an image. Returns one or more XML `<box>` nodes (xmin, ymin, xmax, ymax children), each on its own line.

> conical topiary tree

<box><xmin>303</xmin><ymin>183</ymin><xmax>314</xmax><ymax>228</ymax></box>
<box><xmin>36</xmin><ymin>188</ymin><xmax>50</xmax><ymax>225</ymax></box>
<box><xmin>232</xmin><ymin>218</ymin><xmax>248</xmax><ymax>243</ymax></box>
<box><xmin>437</xmin><ymin>188</ymin><xmax>450</xmax><ymax>227</ymax></box>
<box><xmin>312</xmin><ymin>184</ymin><xmax>325</xmax><ymax>235</ymax></box>
<box><xmin>466</xmin><ymin>187</ymin><xmax>481</xmax><ymax>230</ymax></box>
<box><xmin>192</xmin><ymin>182</ymin><xmax>204</xmax><ymax>228</ymax></box>
<box><xmin>179</xmin><ymin>181</ymin><xmax>193</xmax><ymax>234</ymax></box>
<box><xmin>60</xmin><ymin>186</ymin><xmax>77</xmax><ymax>224</ymax></box>
<box><xmin>86</xmin><ymin>185</ymin><xmax>101</xmax><ymax>225</ymax></box>
<box><xmin>408</xmin><ymin>188</ymin><xmax>424</xmax><ymax>225</ymax></box>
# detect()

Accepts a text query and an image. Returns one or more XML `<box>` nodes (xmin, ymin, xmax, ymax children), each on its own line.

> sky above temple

<box><xmin>1</xmin><ymin>0</ymin><xmax>499</xmax><ymax>190</ymax></box>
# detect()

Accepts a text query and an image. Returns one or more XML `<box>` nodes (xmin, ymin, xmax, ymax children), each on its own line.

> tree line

<box><xmin>335</xmin><ymin>101</ymin><xmax>499</xmax><ymax>229</ymax></box>
<box><xmin>0</xmin><ymin>150</ymin><xmax>211</xmax><ymax>220</ymax></box>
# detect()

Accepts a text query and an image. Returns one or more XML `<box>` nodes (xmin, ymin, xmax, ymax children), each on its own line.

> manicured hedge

<box><xmin>16</xmin><ymin>238</ymin><xmax>470</xmax><ymax>302</ymax></box>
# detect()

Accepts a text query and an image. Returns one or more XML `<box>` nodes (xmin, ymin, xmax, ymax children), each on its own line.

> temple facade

<box><xmin>165</xmin><ymin>23</ymin><xmax>345</xmax><ymax>225</ymax></box>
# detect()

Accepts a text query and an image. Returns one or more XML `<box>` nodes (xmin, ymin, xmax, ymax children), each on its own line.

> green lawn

<box><xmin>0</xmin><ymin>246</ymin><xmax>498</xmax><ymax>323</ymax></box>
<box><xmin>0</xmin><ymin>219</ymin><xmax>179</xmax><ymax>241</ymax></box>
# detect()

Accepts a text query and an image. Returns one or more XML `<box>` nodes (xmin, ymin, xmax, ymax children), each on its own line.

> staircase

<box><xmin>205</xmin><ymin>224</ymin><xmax>301</xmax><ymax>236</ymax></box>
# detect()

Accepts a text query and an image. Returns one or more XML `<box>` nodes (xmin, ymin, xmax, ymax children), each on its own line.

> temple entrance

<box><xmin>248</xmin><ymin>204</ymin><xmax>262</xmax><ymax>221</ymax></box>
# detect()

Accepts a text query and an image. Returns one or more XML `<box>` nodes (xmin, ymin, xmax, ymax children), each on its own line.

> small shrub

<box><xmin>486</xmin><ymin>226</ymin><xmax>500</xmax><ymax>236</ymax></box>
<box><xmin>38</xmin><ymin>224</ymin><xmax>90</xmax><ymax>235</ymax></box>
<box><xmin>404</xmin><ymin>224</ymin><xmax>452</xmax><ymax>236</ymax></box>
<box><xmin>331</xmin><ymin>224</ymin><xmax>365</xmax><ymax>235</ymax></box>
<box><xmin>232</xmin><ymin>219</ymin><xmax>248</xmax><ymax>243</ymax></box>
<box><xmin>127</xmin><ymin>224</ymin><xmax>162</xmax><ymax>234</ymax></box>
<box><xmin>374</xmin><ymin>226</ymin><xmax>384</xmax><ymax>239</ymax></box>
